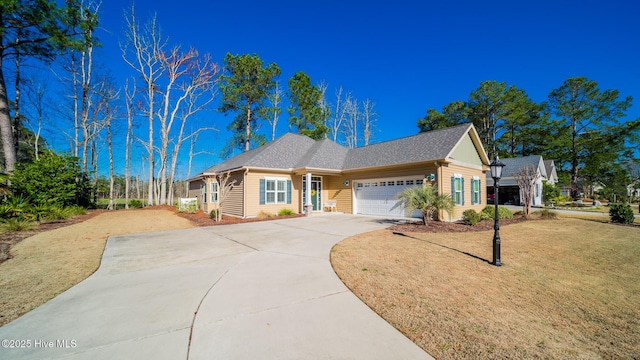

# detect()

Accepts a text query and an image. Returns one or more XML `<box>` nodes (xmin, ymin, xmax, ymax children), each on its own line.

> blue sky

<box><xmin>65</xmin><ymin>0</ymin><xmax>640</xmax><ymax>176</ymax></box>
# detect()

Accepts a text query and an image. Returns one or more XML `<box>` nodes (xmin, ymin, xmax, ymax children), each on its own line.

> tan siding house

<box><xmin>188</xmin><ymin>124</ymin><xmax>490</xmax><ymax>220</ymax></box>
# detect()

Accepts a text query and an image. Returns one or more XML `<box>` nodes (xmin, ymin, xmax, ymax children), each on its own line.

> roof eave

<box><xmin>292</xmin><ymin>167</ymin><xmax>343</xmax><ymax>175</ymax></box>
<box><xmin>343</xmin><ymin>159</ymin><xmax>446</xmax><ymax>174</ymax></box>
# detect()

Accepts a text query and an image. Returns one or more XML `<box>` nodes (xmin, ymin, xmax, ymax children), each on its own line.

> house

<box><xmin>486</xmin><ymin>155</ymin><xmax>549</xmax><ymax>206</ymax></box>
<box><xmin>188</xmin><ymin>123</ymin><xmax>490</xmax><ymax>220</ymax></box>
<box><xmin>543</xmin><ymin>160</ymin><xmax>558</xmax><ymax>185</ymax></box>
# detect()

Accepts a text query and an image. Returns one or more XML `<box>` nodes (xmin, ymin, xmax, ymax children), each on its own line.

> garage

<box><xmin>354</xmin><ymin>177</ymin><xmax>424</xmax><ymax>217</ymax></box>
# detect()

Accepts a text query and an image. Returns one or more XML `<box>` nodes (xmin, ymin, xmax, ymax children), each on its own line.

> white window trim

<box><xmin>210</xmin><ymin>181</ymin><xmax>219</xmax><ymax>204</ymax></box>
<box><xmin>265</xmin><ymin>177</ymin><xmax>288</xmax><ymax>204</ymax></box>
<box><xmin>472</xmin><ymin>178</ymin><xmax>480</xmax><ymax>205</ymax></box>
<box><xmin>454</xmin><ymin>174</ymin><xmax>463</xmax><ymax>205</ymax></box>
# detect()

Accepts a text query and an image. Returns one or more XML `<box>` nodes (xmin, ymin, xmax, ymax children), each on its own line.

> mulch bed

<box><xmin>388</xmin><ymin>216</ymin><xmax>528</xmax><ymax>233</ymax></box>
<box><xmin>170</xmin><ymin>206</ymin><xmax>305</xmax><ymax>227</ymax></box>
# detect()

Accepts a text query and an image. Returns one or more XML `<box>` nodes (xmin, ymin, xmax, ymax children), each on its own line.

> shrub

<box><xmin>256</xmin><ymin>211</ymin><xmax>274</xmax><ymax>220</ymax></box>
<box><xmin>38</xmin><ymin>206</ymin><xmax>73</xmax><ymax>221</ymax></box>
<box><xmin>0</xmin><ymin>218</ymin><xmax>36</xmax><ymax>232</ymax></box>
<box><xmin>209</xmin><ymin>209</ymin><xmax>218</xmax><ymax>220</ymax></box>
<box><xmin>609</xmin><ymin>203</ymin><xmax>634</xmax><ymax>224</ymax></box>
<box><xmin>129</xmin><ymin>199</ymin><xmax>143</xmax><ymax>209</ymax></box>
<box><xmin>277</xmin><ymin>208</ymin><xmax>295</xmax><ymax>216</ymax></box>
<box><xmin>66</xmin><ymin>205</ymin><xmax>87</xmax><ymax>216</ymax></box>
<box><xmin>10</xmin><ymin>151</ymin><xmax>93</xmax><ymax>208</ymax></box>
<box><xmin>462</xmin><ymin>209</ymin><xmax>481</xmax><ymax>225</ymax></box>
<box><xmin>481</xmin><ymin>205</ymin><xmax>513</xmax><ymax>220</ymax></box>
<box><xmin>533</xmin><ymin>209</ymin><xmax>558</xmax><ymax>219</ymax></box>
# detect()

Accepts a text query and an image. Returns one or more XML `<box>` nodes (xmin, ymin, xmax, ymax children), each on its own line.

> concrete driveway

<box><xmin>0</xmin><ymin>214</ymin><xmax>432</xmax><ymax>360</ymax></box>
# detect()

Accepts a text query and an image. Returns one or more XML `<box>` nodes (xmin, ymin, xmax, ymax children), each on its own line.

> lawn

<box><xmin>331</xmin><ymin>218</ymin><xmax>640</xmax><ymax>359</ymax></box>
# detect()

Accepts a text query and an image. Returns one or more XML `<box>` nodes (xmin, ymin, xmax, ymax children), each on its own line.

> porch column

<box><xmin>305</xmin><ymin>172</ymin><xmax>313</xmax><ymax>216</ymax></box>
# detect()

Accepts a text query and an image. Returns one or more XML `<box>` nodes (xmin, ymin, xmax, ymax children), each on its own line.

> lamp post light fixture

<box><xmin>490</xmin><ymin>156</ymin><xmax>506</xmax><ymax>267</ymax></box>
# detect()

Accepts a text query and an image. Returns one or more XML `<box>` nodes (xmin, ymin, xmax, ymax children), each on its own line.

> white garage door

<box><xmin>355</xmin><ymin>178</ymin><xmax>424</xmax><ymax>217</ymax></box>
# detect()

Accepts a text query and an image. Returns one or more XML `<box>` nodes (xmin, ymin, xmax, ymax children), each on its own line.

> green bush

<box><xmin>209</xmin><ymin>209</ymin><xmax>218</xmax><ymax>220</ymax></box>
<box><xmin>609</xmin><ymin>203</ymin><xmax>634</xmax><ymax>224</ymax></box>
<box><xmin>10</xmin><ymin>151</ymin><xmax>92</xmax><ymax>208</ymax></box>
<box><xmin>29</xmin><ymin>205</ymin><xmax>67</xmax><ymax>221</ymax></box>
<box><xmin>277</xmin><ymin>208</ymin><xmax>295</xmax><ymax>216</ymax></box>
<box><xmin>0</xmin><ymin>218</ymin><xmax>36</xmax><ymax>232</ymax></box>
<box><xmin>129</xmin><ymin>199</ymin><xmax>143</xmax><ymax>209</ymax></box>
<box><xmin>66</xmin><ymin>205</ymin><xmax>87</xmax><ymax>216</ymax></box>
<box><xmin>462</xmin><ymin>209</ymin><xmax>481</xmax><ymax>225</ymax></box>
<box><xmin>0</xmin><ymin>196</ymin><xmax>32</xmax><ymax>220</ymax></box>
<box><xmin>481</xmin><ymin>205</ymin><xmax>513</xmax><ymax>220</ymax></box>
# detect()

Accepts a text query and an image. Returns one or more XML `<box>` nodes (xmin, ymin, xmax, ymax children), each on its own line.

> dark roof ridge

<box><xmin>355</xmin><ymin>123</ymin><xmax>472</xmax><ymax>149</ymax></box>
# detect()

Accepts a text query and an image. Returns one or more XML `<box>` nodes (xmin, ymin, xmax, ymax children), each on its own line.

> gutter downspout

<box><xmin>243</xmin><ymin>167</ymin><xmax>249</xmax><ymax>219</ymax></box>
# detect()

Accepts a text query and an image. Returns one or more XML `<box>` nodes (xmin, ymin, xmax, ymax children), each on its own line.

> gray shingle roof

<box><xmin>196</xmin><ymin>123</ymin><xmax>477</xmax><ymax>176</ymax></box>
<box><xmin>486</xmin><ymin>155</ymin><xmax>546</xmax><ymax>179</ymax></box>
<box><xmin>201</xmin><ymin>133</ymin><xmax>315</xmax><ymax>173</ymax></box>
<box><xmin>343</xmin><ymin>124</ymin><xmax>472</xmax><ymax>170</ymax></box>
<box><xmin>295</xmin><ymin>139</ymin><xmax>350</xmax><ymax>169</ymax></box>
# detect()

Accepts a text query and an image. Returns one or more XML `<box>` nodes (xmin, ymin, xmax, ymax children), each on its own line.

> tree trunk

<box><xmin>0</xmin><ymin>57</ymin><xmax>17</xmax><ymax>173</ymax></box>
<box><xmin>246</xmin><ymin>105</ymin><xmax>251</xmax><ymax>152</ymax></box>
<box><xmin>107</xmin><ymin>114</ymin><xmax>114</xmax><ymax>210</ymax></box>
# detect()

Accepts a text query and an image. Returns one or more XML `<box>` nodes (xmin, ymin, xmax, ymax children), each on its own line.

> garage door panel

<box><xmin>355</xmin><ymin>178</ymin><xmax>424</xmax><ymax>218</ymax></box>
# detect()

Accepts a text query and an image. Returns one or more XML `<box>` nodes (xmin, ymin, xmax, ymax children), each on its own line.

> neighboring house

<box><xmin>486</xmin><ymin>155</ymin><xmax>549</xmax><ymax>206</ymax></box>
<box><xmin>188</xmin><ymin>123</ymin><xmax>490</xmax><ymax>220</ymax></box>
<box><xmin>543</xmin><ymin>160</ymin><xmax>558</xmax><ymax>185</ymax></box>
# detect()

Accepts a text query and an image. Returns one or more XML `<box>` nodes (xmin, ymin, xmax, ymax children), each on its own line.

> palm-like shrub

<box><xmin>0</xmin><ymin>218</ymin><xmax>36</xmax><ymax>232</ymax></box>
<box><xmin>396</xmin><ymin>183</ymin><xmax>454</xmax><ymax>225</ymax></box>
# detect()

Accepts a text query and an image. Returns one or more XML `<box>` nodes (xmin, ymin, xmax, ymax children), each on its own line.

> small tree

<box><xmin>542</xmin><ymin>181</ymin><xmax>560</xmax><ymax>206</ymax></box>
<box><xmin>515</xmin><ymin>164</ymin><xmax>541</xmax><ymax>217</ymax></box>
<box><xmin>396</xmin><ymin>183</ymin><xmax>454</xmax><ymax>225</ymax></box>
<box><xmin>10</xmin><ymin>151</ymin><xmax>92</xmax><ymax>207</ymax></box>
<box><xmin>213</xmin><ymin>171</ymin><xmax>237</xmax><ymax>222</ymax></box>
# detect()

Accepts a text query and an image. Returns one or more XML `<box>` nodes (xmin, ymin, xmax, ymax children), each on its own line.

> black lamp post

<box><xmin>490</xmin><ymin>156</ymin><xmax>506</xmax><ymax>267</ymax></box>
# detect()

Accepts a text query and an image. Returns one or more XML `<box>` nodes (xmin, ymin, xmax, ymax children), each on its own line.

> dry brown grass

<box><xmin>331</xmin><ymin>218</ymin><xmax>640</xmax><ymax>359</ymax></box>
<box><xmin>0</xmin><ymin>209</ymin><xmax>195</xmax><ymax>326</ymax></box>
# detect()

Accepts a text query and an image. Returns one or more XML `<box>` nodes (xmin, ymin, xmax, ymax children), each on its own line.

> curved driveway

<box><xmin>0</xmin><ymin>214</ymin><xmax>432</xmax><ymax>359</ymax></box>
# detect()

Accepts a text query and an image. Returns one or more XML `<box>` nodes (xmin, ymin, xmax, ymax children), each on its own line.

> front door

<box><xmin>303</xmin><ymin>176</ymin><xmax>322</xmax><ymax>211</ymax></box>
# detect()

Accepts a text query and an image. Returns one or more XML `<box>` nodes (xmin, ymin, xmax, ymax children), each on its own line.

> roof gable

<box><xmin>448</xmin><ymin>132</ymin><xmax>484</xmax><ymax>166</ymax></box>
<box><xmin>343</xmin><ymin>124</ymin><xmax>481</xmax><ymax>170</ymax></box>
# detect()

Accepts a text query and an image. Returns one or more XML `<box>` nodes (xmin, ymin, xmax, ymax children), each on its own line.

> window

<box><xmin>262</xmin><ymin>178</ymin><xmax>289</xmax><ymax>204</ymax></box>
<box><xmin>379</xmin><ymin>181</ymin><xmax>386</xmax><ymax>186</ymax></box>
<box><xmin>210</xmin><ymin>181</ymin><xmax>219</xmax><ymax>203</ymax></box>
<box><xmin>397</xmin><ymin>180</ymin><xmax>404</xmax><ymax>186</ymax></box>
<box><xmin>452</xmin><ymin>175</ymin><xmax>464</xmax><ymax>205</ymax></box>
<box><xmin>201</xmin><ymin>183</ymin><xmax>207</xmax><ymax>203</ymax></box>
<box><xmin>416</xmin><ymin>179</ymin><xmax>424</xmax><ymax>185</ymax></box>
<box><xmin>471</xmin><ymin>177</ymin><xmax>481</xmax><ymax>205</ymax></box>
<box><xmin>406</xmin><ymin>180</ymin><xmax>414</xmax><ymax>185</ymax></box>
<box><xmin>387</xmin><ymin>181</ymin><xmax>395</xmax><ymax>186</ymax></box>
<box><xmin>277</xmin><ymin>180</ymin><xmax>286</xmax><ymax>203</ymax></box>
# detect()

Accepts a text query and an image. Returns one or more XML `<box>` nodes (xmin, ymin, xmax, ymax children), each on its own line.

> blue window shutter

<box><xmin>259</xmin><ymin>179</ymin><xmax>265</xmax><ymax>205</ymax></box>
<box><xmin>451</xmin><ymin>177</ymin><xmax>455</xmax><ymax>203</ymax></box>
<box><xmin>461</xmin><ymin>178</ymin><xmax>465</xmax><ymax>205</ymax></box>
<box><xmin>287</xmin><ymin>180</ymin><xmax>292</xmax><ymax>204</ymax></box>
